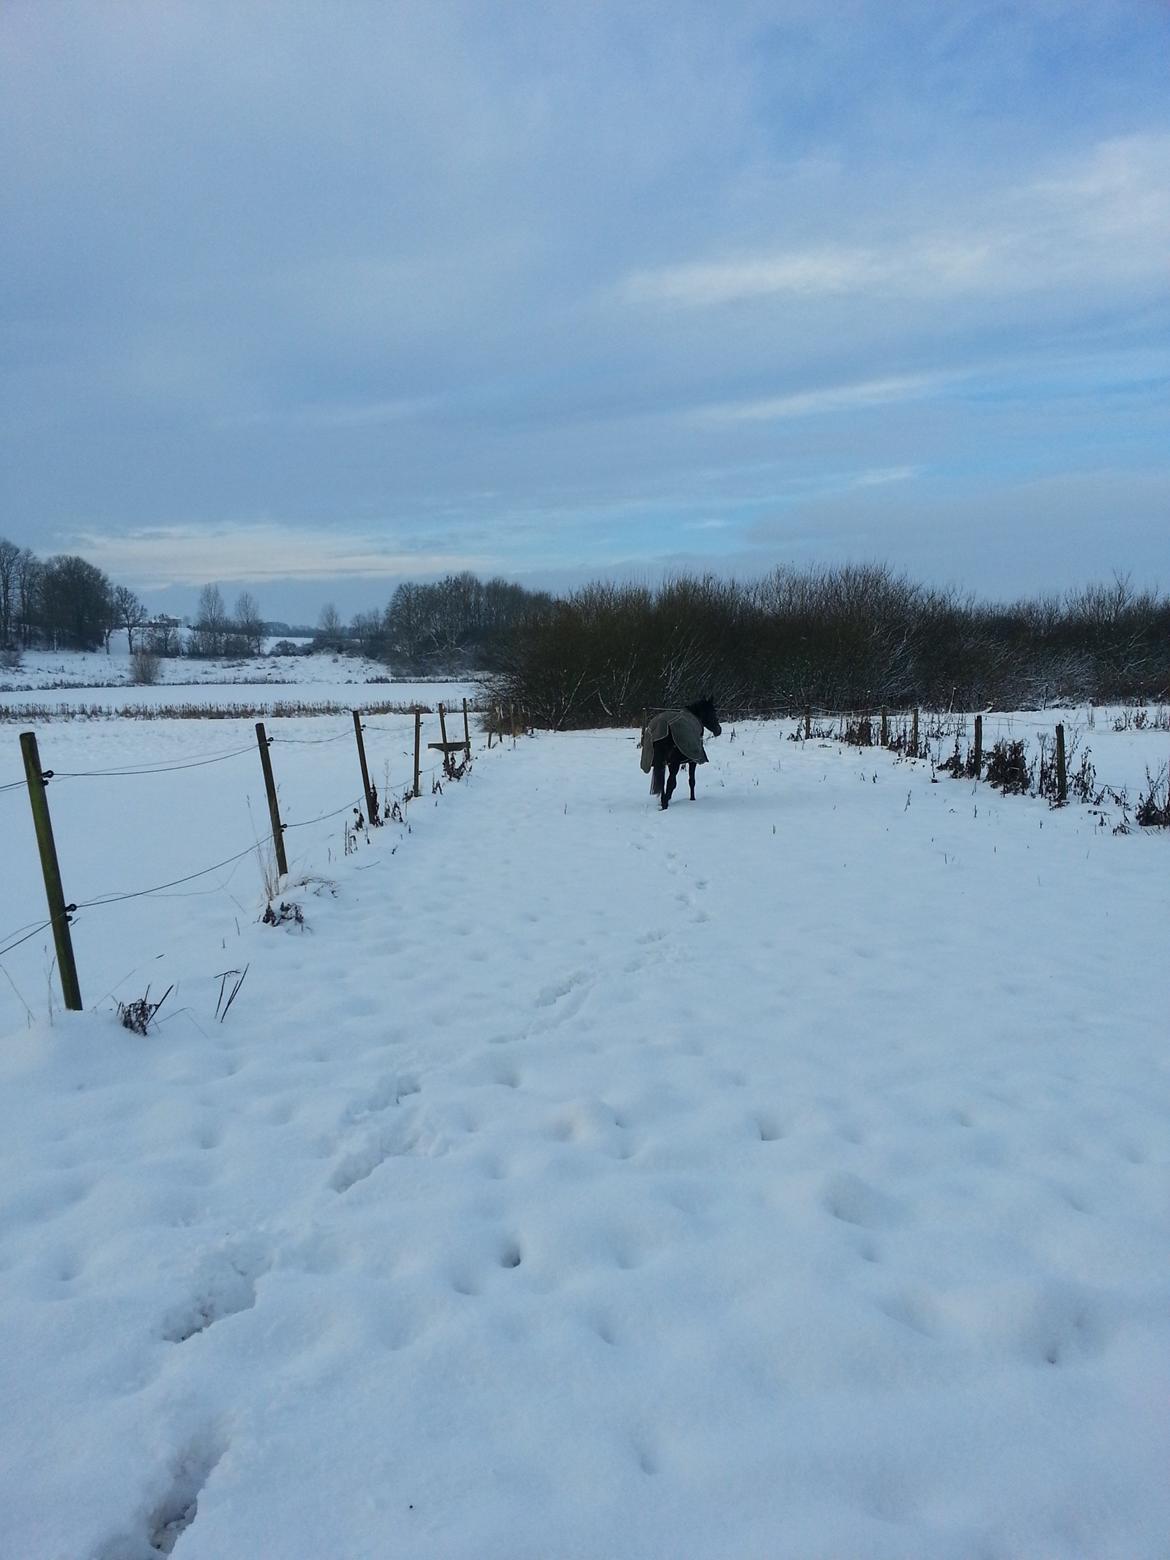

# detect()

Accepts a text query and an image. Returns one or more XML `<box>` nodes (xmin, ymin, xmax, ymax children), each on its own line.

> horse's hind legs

<box><xmin>663</xmin><ymin>759</ymin><xmax>680</xmax><ymax>809</ymax></box>
<box><xmin>688</xmin><ymin>762</ymin><xmax>696</xmax><ymax>800</ymax></box>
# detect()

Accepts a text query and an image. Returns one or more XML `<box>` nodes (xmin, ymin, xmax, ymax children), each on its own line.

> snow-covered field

<box><xmin>1</xmin><ymin>714</ymin><xmax>1169</xmax><ymax>1558</ymax></box>
<box><xmin>2</xmin><ymin>644</ymin><xmax>381</xmax><ymax>691</ymax></box>
<box><xmin>0</xmin><ymin>646</ymin><xmax>478</xmax><ymax>720</ymax></box>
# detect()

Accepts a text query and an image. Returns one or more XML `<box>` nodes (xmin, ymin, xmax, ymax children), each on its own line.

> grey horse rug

<box><xmin>640</xmin><ymin>708</ymin><xmax>709</xmax><ymax>772</ymax></box>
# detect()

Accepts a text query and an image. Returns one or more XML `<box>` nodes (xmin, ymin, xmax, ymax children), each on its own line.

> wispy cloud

<box><xmin>621</xmin><ymin>135</ymin><xmax>1170</xmax><ymax>310</ymax></box>
<box><xmin>71</xmin><ymin>524</ymin><xmax>486</xmax><ymax>588</ymax></box>
<box><xmin>852</xmin><ymin>465</ymin><xmax>920</xmax><ymax>487</ymax></box>
<box><xmin>697</xmin><ymin>375</ymin><xmax>945</xmax><ymax>423</ymax></box>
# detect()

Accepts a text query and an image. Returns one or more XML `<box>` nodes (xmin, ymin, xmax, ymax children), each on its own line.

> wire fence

<box><xmin>0</xmin><ymin>699</ymin><xmax>520</xmax><ymax>1013</ymax></box>
<box><xmin>4</xmin><ymin>696</ymin><xmax>1164</xmax><ymax>1016</ymax></box>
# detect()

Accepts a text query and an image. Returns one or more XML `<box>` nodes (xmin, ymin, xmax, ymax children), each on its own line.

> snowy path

<box><xmin>2</xmin><ymin>726</ymin><xmax>1169</xmax><ymax>1558</ymax></box>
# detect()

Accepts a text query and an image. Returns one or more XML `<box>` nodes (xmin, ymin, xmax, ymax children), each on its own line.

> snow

<box><xmin>1</xmin><ymin>717</ymin><xmax>1169</xmax><ymax>1558</ymax></box>
<box><xmin>0</xmin><ymin>645</ymin><xmax>479</xmax><ymax>708</ymax></box>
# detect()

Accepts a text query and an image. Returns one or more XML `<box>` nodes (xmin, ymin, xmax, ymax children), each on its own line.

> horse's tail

<box><xmin>649</xmin><ymin>768</ymin><xmax>662</xmax><ymax>796</ymax></box>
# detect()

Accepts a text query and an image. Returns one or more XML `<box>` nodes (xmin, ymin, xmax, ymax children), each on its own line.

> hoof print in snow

<box><xmin>147</xmin><ymin>1438</ymin><xmax>224</xmax><ymax>1556</ymax></box>
<box><xmin>754</xmin><ymin>1113</ymin><xmax>784</xmax><ymax>1142</ymax></box>
<box><xmin>161</xmin><ymin>1248</ymin><xmax>268</xmax><ymax>1343</ymax></box>
<box><xmin>330</xmin><ymin>1125</ymin><xmax>419</xmax><ymax>1193</ymax></box>
<box><xmin>822</xmin><ymin>1171</ymin><xmax>904</xmax><ymax>1230</ymax></box>
<box><xmin>94</xmin><ymin>1436</ymin><xmax>223</xmax><ymax>1560</ymax></box>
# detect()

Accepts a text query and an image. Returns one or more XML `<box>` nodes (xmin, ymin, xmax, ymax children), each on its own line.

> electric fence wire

<box><xmin>0</xmin><ymin>919</ymin><xmax>54</xmax><ymax>961</ymax></box>
<box><xmin>50</xmin><ymin>744</ymin><xmax>258</xmax><ymax>778</ymax></box>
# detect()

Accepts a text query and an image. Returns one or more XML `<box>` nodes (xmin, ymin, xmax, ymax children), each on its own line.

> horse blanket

<box><xmin>640</xmin><ymin>708</ymin><xmax>708</xmax><ymax>772</ymax></box>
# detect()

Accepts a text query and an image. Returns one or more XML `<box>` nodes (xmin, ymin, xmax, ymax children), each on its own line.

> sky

<box><xmin>2</xmin><ymin>0</ymin><xmax>1168</xmax><ymax>621</ymax></box>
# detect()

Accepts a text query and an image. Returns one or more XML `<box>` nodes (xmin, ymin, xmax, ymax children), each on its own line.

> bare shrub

<box><xmin>1136</xmin><ymin>766</ymin><xmax>1170</xmax><ymax>827</ymax></box>
<box><xmin>116</xmin><ymin>984</ymin><xmax>173</xmax><ymax>1034</ymax></box>
<box><xmin>985</xmin><ymin>739</ymin><xmax>1033</xmax><ymax>794</ymax></box>
<box><xmin>130</xmin><ymin>648</ymin><xmax>161</xmax><ymax>685</ymax></box>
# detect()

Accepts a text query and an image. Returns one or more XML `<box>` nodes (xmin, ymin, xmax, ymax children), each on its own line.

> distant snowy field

<box><xmin>2</xmin><ymin>642</ymin><xmax>380</xmax><ymax>690</ymax></box>
<box><xmin>0</xmin><ymin>644</ymin><xmax>479</xmax><ymax>717</ymax></box>
<box><xmin>1</xmin><ymin>712</ymin><xmax>1169</xmax><ymax>1558</ymax></box>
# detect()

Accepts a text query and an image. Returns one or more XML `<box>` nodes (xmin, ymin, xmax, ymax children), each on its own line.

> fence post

<box><xmin>1055</xmin><ymin>722</ymin><xmax>1067</xmax><ymax>803</ymax></box>
<box><xmin>20</xmin><ymin>731</ymin><xmax>83</xmax><ymax>1012</ymax></box>
<box><xmin>911</xmin><ymin>708</ymin><xmax>919</xmax><ymax>758</ymax></box>
<box><xmin>352</xmin><ymin>710</ymin><xmax>378</xmax><ymax>825</ymax></box>
<box><xmin>413</xmin><ymin>709</ymin><xmax>422</xmax><ymax>798</ymax></box>
<box><xmin>973</xmin><ymin>714</ymin><xmax>983</xmax><ymax>778</ymax></box>
<box><xmin>462</xmin><ymin>698</ymin><xmax>471</xmax><ymax>760</ymax></box>
<box><xmin>804</xmin><ymin>705</ymin><xmax>811</xmax><ymax>739</ymax></box>
<box><xmin>254</xmin><ymin>721</ymin><xmax>288</xmax><ymax>877</ymax></box>
<box><xmin>880</xmin><ymin>705</ymin><xmax>888</xmax><ymax>747</ymax></box>
<box><xmin>437</xmin><ymin>702</ymin><xmax>451</xmax><ymax>776</ymax></box>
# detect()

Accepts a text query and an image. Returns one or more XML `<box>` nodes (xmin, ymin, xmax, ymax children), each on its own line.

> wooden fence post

<box><xmin>911</xmin><ymin>708</ymin><xmax>919</xmax><ymax>758</ymax></box>
<box><xmin>352</xmin><ymin>710</ymin><xmax>378</xmax><ymax>824</ymax></box>
<box><xmin>1055</xmin><ymin>722</ymin><xmax>1067</xmax><ymax>803</ymax></box>
<box><xmin>20</xmin><ymin>731</ymin><xmax>83</xmax><ymax>1012</ymax></box>
<box><xmin>254</xmin><ymin>722</ymin><xmax>288</xmax><ymax>877</ymax></box>
<box><xmin>462</xmin><ymin>698</ymin><xmax>471</xmax><ymax>760</ymax></box>
<box><xmin>973</xmin><ymin>714</ymin><xmax>983</xmax><ymax>778</ymax></box>
<box><xmin>880</xmin><ymin>705</ymin><xmax>888</xmax><ymax>747</ymax></box>
<box><xmin>437</xmin><ymin>703</ymin><xmax>451</xmax><ymax>776</ymax></box>
<box><xmin>804</xmin><ymin>705</ymin><xmax>811</xmax><ymax>739</ymax></box>
<box><xmin>413</xmin><ymin>709</ymin><xmax>422</xmax><ymax>798</ymax></box>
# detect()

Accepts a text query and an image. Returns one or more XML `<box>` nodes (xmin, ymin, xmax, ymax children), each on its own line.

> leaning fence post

<box><xmin>413</xmin><ymin>709</ymin><xmax>422</xmax><ymax>798</ymax></box>
<box><xmin>352</xmin><ymin>710</ymin><xmax>378</xmax><ymax>825</ymax></box>
<box><xmin>973</xmin><ymin>714</ymin><xmax>983</xmax><ymax>778</ymax></box>
<box><xmin>20</xmin><ymin>730</ymin><xmax>83</xmax><ymax>1012</ymax></box>
<box><xmin>1055</xmin><ymin>722</ymin><xmax>1067</xmax><ymax>803</ymax></box>
<box><xmin>254</xmin><ymin>721</ymin><xmax>288</xmax><ymax>877</ymax></box>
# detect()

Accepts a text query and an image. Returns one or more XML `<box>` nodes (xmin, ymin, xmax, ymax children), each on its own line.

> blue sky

<box><xmin>2</xmin><ymin>0</ymin><xmax>1168</xmax><ymax>619</ymax></box>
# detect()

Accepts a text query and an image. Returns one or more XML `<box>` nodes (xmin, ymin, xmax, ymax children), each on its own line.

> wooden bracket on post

<box><xmin>254</xmin><ymin>722</ymin><xmax>288</xmax><ymax>877</ymax></box>
<box><xmin>20</xmin><ymin>730</ymin><xmax>83</xmax><ymax>1012</ymax></box>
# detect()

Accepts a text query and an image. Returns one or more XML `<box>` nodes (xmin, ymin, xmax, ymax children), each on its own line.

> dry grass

<box><xmin>0</xmin><ymin>698</ymin><xmax>485</xmax><ymax>723</ymax></box>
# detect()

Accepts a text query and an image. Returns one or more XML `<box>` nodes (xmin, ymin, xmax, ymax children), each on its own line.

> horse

<box><xmin>640</xmin><ymin>696</ymin><xmax>722</xmax><ymax>810</ymax></box>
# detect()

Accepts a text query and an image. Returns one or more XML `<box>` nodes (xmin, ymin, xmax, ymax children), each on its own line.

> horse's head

<box><xmin>689</xmin><ymin>694</ymin><xmax>722</xmax><ymax>737</ymax></box>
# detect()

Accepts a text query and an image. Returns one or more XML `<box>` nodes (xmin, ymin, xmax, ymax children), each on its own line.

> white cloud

<box><xmin>621</xmin><ymin>134</ymin><xmax>1170</xmax><ymax>310</ymax></box>
<box><xmin>70</xmin><ymin>524</ymin><xmax>486</xmax><ymax>588</ymax></box>
<box><xmin>852</xmin><ymin>465</ymin><xmax>920</xmax><ymax>487</ymax></box>
<box><xmin>698</xmin><ymin>374</ymin><xmax>944</xmax><ymax>423</ymax></box>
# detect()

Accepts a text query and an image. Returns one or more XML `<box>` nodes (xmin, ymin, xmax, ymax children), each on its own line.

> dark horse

<box><xmin>641</xmin><ymin>696</ymin><xmax>722</xmax><ymax>810</ymax></box>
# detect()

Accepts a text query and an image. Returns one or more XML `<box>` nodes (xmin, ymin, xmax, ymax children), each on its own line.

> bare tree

<box><xmin>314</xmin><ymin>602</ymin><xmax>345</xmax><ymax>651</ymax></box>
<box><xmin>110</xmin><ymin>584</ymin><xmax>149</xmax><ymax>653</ymax></box>
<box><xmin>190</xmin><ymin>583</ymin><xmax>228</xmax><ymax>657</ymax></box>
<box><xmin>233</xmin><ymin>591</ymin><xmax>264</xmax><ymax>656</ymax></box>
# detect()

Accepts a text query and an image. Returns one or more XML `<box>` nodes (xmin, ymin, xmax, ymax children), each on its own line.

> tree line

<box><xmin>6</xmin><ymin>536</ymin><xmax>1167</xmax><ymax>716</ymax></box>
<box><xmin>483</xmin><ymin>566</ymin><xmax>1170</xmax><ymax>726</ymax></box>
<box><xmin>0</xmin><ymin>538</ymin><xmax>157</xmax><ymax>655</ymax></box>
